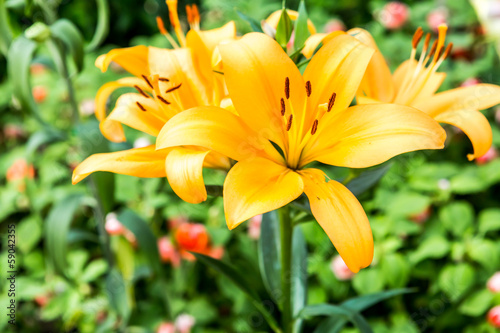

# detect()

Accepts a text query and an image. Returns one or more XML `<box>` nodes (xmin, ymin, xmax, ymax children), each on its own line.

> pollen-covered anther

<box><xmin>156</xmin><ymin>16</ymin><xmax>167</xmax><ymax>35</ymax></box>
<box><xmin>423</xmin><ymin>33</ymin><xmax>431</xmax><ymax>51</ymax></box>
<box><xmin>141</xmin><ymin>74</ymin><xmax>154</xmax><ymax>89</ymax></box>
<box><xmin>280</xmin><ymin>98</ymin><xmax>286</xmax><ymax>116</ymax></box>
<box><xmin>134</xmin><ymin>85</ymin><xmax>149</xmax><ymax>98</ymax></box>
<box><xmin>286</xmin><ymin>114</ymin><xmax>293</xmax><ymax>131</ymax></box>
<box><xmin>428</xmin><ymin>40</ymin><xmax>438</xmax><ymax>58</ymax></box>
<box><xmin>305</xmin><ymin>81</ymin><xmax>312</xmax><ymax>97</ymax></box>
<box><xmin>186</xmin><ymin>5</ymin><xmax>193</xmax><ymax>24</ymax></box>
<box><xmin>157</xmin><ymin>95</ymin><xmax>171</xmax><ymax>105</ymax></box>
<box><xmin>327</xmin><ymin>92</ymin><xmax>336</xmax><ymax>112</ymax></box>
<box><xmin>412</xmin><ymin>27</ymin><xmax>424</xmax><ymax>49</ymax></box>
<box><xmin>166</xmin><ymin>83</ymin><xmax>182</xmax><ymax>93</ymax></box>
<box><xmin>136</xmin><ymin>101</ymin><xmax>147</xmax><ymax>111</ymax></box>
<box><xmin>311</xmin><ymin>119</ymin><xmax>318</xmax><ymax>135</ymax></box>
<box><xmin>158</xmin><ymin>77</ymin><xmax>170</xmax><ymax>82</ymax></box>
<box><xmin>285</xmin><ymin>77</ymin><xmax>290</xmax><ymax>99</ymax></box>
<box><xmin>442</xmin><ymin>43</ymin><xmax>453</xmax><ymax>61</ymax></box>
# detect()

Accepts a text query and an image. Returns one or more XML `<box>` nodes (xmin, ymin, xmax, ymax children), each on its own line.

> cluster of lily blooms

<box><xmin>71</xmin><ymin>0</ymin><xmax>500</xmax><ymax>275</ymax></box>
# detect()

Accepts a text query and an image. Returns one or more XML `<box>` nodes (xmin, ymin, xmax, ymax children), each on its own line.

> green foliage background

<box><xmin>0</xmin><ymin>0</ymin><xmax>500</xmax><ymax>332</ymax></box>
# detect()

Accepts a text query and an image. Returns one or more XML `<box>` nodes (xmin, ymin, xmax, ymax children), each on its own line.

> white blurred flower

<box><xmin>437</xmin><ymin>179</ymin><xmax>451</xmax><ymax>191</ymax></box>
<box><xmin>175</xmin><ymin>314</ymin><xmax>195</xmax><ymax>333</ymax></box>
<box><xmin>134</xmin><ymin>137</ymin><xmax>152</xmax><ymax>149</ymax></box>
<box><xmin>487</xmin><ymin>272</ymin><xmax>500</xmax><ymax>293</ymax></box>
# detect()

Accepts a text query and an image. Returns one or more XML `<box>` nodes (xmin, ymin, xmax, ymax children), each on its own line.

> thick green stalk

<box><xmin>279</xmin><ymin>205</ymin><xmax>293</xmax><ymax>333</ymax></box>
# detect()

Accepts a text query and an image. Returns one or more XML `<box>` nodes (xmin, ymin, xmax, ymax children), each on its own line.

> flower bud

<box><xmin>105</xmin><ymin>213</ymin><xmax>124</xmax><ymax>235</ymax></box>
<box><xmin>175</xmin><ymin>223</ymin><xmax>209</xmax><ymax>253</ymax></box>
<box><xmin>157</xmin><ymin>322</ymin><xmax>176</xmax><ymax>333</ymax></box>
<box><xmin>248</xmin><ymin>214</ymin><xmax>262</xmax><ymax>240</ymax></box>
<box><xmin>487</xmin><ymin>305</ymin><xmax>500</xmax><ymax>328</ymax></box>
<box><xmin>378</xmin><ymin>2</ymin><xmax>409</xmax><ymax>29</ymax></box>
<box><xmin>158</xmin><ymin>236</ymin><xmax>181</xmax><ymax>267</ymax></box>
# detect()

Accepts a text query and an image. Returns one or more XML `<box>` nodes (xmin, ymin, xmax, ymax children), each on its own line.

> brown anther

<box><xmin>141</xmin><ymin>74</ymin><xmax>154</xmax><ymax>89</ymax></box>
<box><xmin>136</xmin><ymin>101</ymin><xmax>147</xmax><ymax>111</ymax></box>
<box><xmin>311</xmin><ymin>119</ymin><xmax>318</xmax><ymax>135</ymax></box>
<box><xmin>157</xmin><ymin>95</ymin><xmax>171</xmax><ymax>105</ymax></box>
<box><xmin>192</xmin><ymin>4</ymin><xmax>199</xmax><ymax>21</ymax></box>
<box><xmin>442</xmin><ymin>43</ymin><xmax>453</xmax><ymax>61</ymax></box>
<box><xmin>286</xmin><ymin>114</ymin><xmax>293</xmax><ymax>131</ymax></box>
<box><xmin>134</xmin><ymin>85</ymin><xmax>149</xmax><ymax>98</ymax></box>
<box><xmin>159</xmin><ymin>77</ymin><xmax>170</xmax><ymax>82</ymax></box>
<box><xmin>327</xmin><ymin>92</ymin><xmax>336</xmax><ymax>112</ymax></box>
<box><xmin>156</xmin><ymin>16</ymin><xmax>167</xmax><ymax>35</ymax></box>
<box><xmin>165</xmin><ymin>83</ymin><xmax>182</xmax><ymax>93</ymax></box>
<box><xmin>436</xmin><ymin>48</ymin><xmax>444</xmax><ymax>60</ymax></box>
<box><xmin>285</xmin><ymin>77</ymin><xmax>290</xmax><ymax>99</ymax></box>
<box><xmin>423</xmin><ymin>33</ymin><xmax>431</xmax><ymax>50</ymax></box>
<box><xmin>412</xmin><ymin>27</ymin><xmax>424</xmax><ymax>48</ymax></box>
<box><xmin>280</xmin><ymin>98</ymin><xmax>286</xmax><ymax>116</ymax></box>
<box><xmin>428</xmin><ymin>40</ymin><xmax>438</xmax><ymax>58</ymax></box>
<box><xmin>305</xmin><ymin>81</ymin><xmax>312</xmax><ymax>97</ymax></box>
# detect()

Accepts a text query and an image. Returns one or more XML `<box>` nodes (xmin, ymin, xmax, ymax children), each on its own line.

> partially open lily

<box><xmin>156</xmin><ymin>33</ymin><xmax>446</xmax><ymax>272</ymax></box>
<box><xmin>351</xmin><ymin>25</ymin><xmax>500</xmax><ymax>161</ymax></box>
<box><xmin>72</xmin><ymin>0</ymin><xmax>236</xmax><ymax>204</ymax></box>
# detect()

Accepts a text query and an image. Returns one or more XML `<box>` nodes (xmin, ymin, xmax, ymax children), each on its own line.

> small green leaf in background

<box><xmin>117</xmin><ymin>209</ymin><xmax>161</xmax><ymax>274</ymax></box>
<box><xmin>17</xmin><ymin>216</ymin><xmax>42</xmax><ymax>253</ymax></box>
<box><xmin>106</xmin><ymin>268</ymin><xmax>131</xmax><ymax>325</ymax></box>
<box><xmin>346</xmin><ymin>163</ymin><xmax>393</xmax><ymax>198</ymax></box>
<box><xmin>275</xmin><ymin>8</ymin><xmax>292</xmax><ymax>49</ymax></box>
<box><xmin>299</xmin><ymin>304</ymin><xmax>373</xmax><ymax>333</ymax></box>
<box><xmin>237</xmin><ymin>10</ymin><xmax>264</xmax><ymax>33</ymax></box>
<box><xmin>258</xmin><ymin>211</ymin><xmax>282</xmax><ymax>304</ymax></box>
<box><xmin>0</xmin><ymin>0</ymin><xmax>12</xmax><ymax>55</ymax></box>
<box><xmin>292</xmin><ymin>225</ymin><xmax>307</xmax><ymax>330</ymax></box>
<box><xmin>478</xmin><ymin>208</ymin><xmax>500</xmax><ymax>234</ymax></box>
<box><xmin>459</xmin><ymin>289</ymin><xmax>493</xmax><ymax>317</ymax></box>
<box><xmin>438</xmin><ymin>263</ymin><xmax>475</xmax><ymax>301</ymax></box>
<box><xmin>380</xmin><ymin>253</ymin><xmax>410</xmax><ymax>288</ymax></box>
<box><xmin>467</xmin><ymin>238</ymin><xmax>499</xmax><ymax>271</ymax></box>
<box><xmin>439</xmin><ymin>201</ymin><xmax>474</xmax><ymax>237</ymax></box>
<box><xmin>50</xmin><ymin>19</ymin><xmax>85</xmax><ymax>73</ymax></box>
<box><xmin>353</xmin><ymin>269</ymin><xmax>384</xmax><ymax>295</ymax></box>
<box><xmin>293</xmin><ymin>0</ymin><xmax>309</xmax><ymax>52</ymax></box>
<box><xmin>410</xmin><ymin>236</ymin><xmax>450</xmax><ymax>264</ymax></box>
<box><xmin>80</xmin><ymin>259</ymin><xmax>108</xmax><ymax>283</ymax></box>
<box><xmin>7</xmin><ymin>36</ymin><xmax>38</xmax><ymax>114</ymax></box>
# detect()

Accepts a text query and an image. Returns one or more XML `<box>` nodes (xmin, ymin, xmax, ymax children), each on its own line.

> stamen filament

<box><xmin>156</xmin><ymin>16</ymin><xmax>180</xmax><ymax>48</ymax></box>
<box><xmin>166</xmin><ymin>0</ymin><xmax>187</xmax><ymax>47</ymax></box>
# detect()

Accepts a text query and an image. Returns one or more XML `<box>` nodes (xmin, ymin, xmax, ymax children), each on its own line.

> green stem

<box><xmin>279</xmin><ymin>205</ymin><xmax>293</xmax><ymax>333</ymax></box>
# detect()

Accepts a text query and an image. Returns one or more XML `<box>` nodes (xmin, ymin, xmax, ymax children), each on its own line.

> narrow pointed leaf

<box><xmin>346</xmin><ymin>162</ymin><xmax>393</xmax><ymax>197</ymax></box>
<box><xmin>0</xmin><ymin>0</ymin><xmax>13</xmax><ymax>56</ymax></box>
<box><xmin>293</xmin><ymin>0</ymin><xmax>309</xmax><ymax>51</ymax></box>
<box><xmin>50</xmin><ymin>19</ymin><xmax>84</xmax><ymax>72</ymax></box>
<box><xmin>258</xmin><ymin>210</ymin><xmax>282</xmax><ymax>304</ymax></box>
<box><xmin>275</xmin><ymin>8</ymin><xmax>292</xmax><ymax>49</ymax></box>
<box><xmin>86</xmin><ymin>0</ymin><xmax>109</xmax><ymax>51</ymax></box>
<box><xmin>236</xmin><ymin>10</ymin><xmax>264</xmax><ymax>33</ymax></box>
<box><xmin>292</xmin><ymin>226</ymin><xmax>307</xmax><ymax>331</ymax></box>
<box><xmin>299</xmin><ymin>304</ymin><xmax>373</xmax><ymax>333</ymax></box>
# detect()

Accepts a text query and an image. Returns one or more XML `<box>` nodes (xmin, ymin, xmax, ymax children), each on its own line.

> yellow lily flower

<box><xmin>156</xmin><ymin>33</ymin><xmax>446</xmax><ymax>272</ymax></box>
<box><xmin>351</xmin><ymin>25</ymin><xmax>500</xmax><ymax>161</ymax></box>
<box><xmin>72</xmin><ymin>0</ymin><xmax>235</xmax><ymax>204</ymax></box>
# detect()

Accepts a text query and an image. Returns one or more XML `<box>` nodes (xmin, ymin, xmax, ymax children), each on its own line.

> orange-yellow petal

<box><xmin>95</xmin><ymin>45</ymin><xmax>149</xmax><ymax>76</ymax></box>
<box><xmin>300</xmin><ymin>168</ymin><xmax>373</xmax><ymax>273</ymax></box>
<box><xmin>302</xmin><ymin>103</ymin><xmax>446</xmax><ymax>168</ymax></box>
<box><xmin>303</xmin><ymin>34</ymin><xmax>374</xmax><ymax>133</ymax></box>
<box><xmin>223</xmin><ymin>158</ymin><xmax>304</xmax><ymax>229</ymax></box>
<box><xmin>100</xmin><ymin>93</ymin><xmax>166</xmax><ymax>142</ymax></box>
<box><xmin>156</xmin><ymin>106</ymin><xmax>284</xmax><ymax>164</ymax></box>
<box><xmin>218</xmin><ymin>33</ymin><xmax>307</xmax><ymax>148</ymax></box>
<box><xmin>301</xmin><ymin>31</ymin><xmax>345</xmax><ymax>58</ymax></box>
<box><xmin>165</xmin><ymin>147</ymin><xmax>211</xmax><ymax>204</ymax></box>
<box><xmin>434</xmin><ymin>109</ymin><xmax>492</xmax><ymax>161</ymax></box>
<box><xmin>72</xmin><ymin>145</ymin><xmax>168</xmax><ymax>184</ymax></box>
<box><xmin>349</xmin><ymin>28</ymin><xmax>395</xmax><ymax>103</ymax></box>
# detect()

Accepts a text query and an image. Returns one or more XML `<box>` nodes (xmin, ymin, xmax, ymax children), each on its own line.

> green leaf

<box><xmin>380</xmin><ymin>254</ymin><xmax>410</xmax><ymax>288</ymax></box>
<box><xmin>341</xmin><ymin>288</ymin><xmax>414</xmax><ymax>311</ymax></box>
<box><xmin>459</xmin><ymin>289</ymin><xmax>494</xmax><ymax>317</ymax></box>
<box><xmin>346</xmin><ymin>163</ymin><xmax>392</xmax><ymax>197</ymax></box>
<box><xmin>26</xmin><ymin>129</ymin><xmax>66</xmax><ymax>157</ymax></box>
<box><xmin>106</xmin><ymin>268</ymin><xmax>131</xmax><ymax>324</ymax></box>
<box><xmin>478</xmin><ymin>208</ymin><xmax>500</xmax><ymax>234</ymax></box>
<box><xmin>292</xmin><ymin>226</ymin><xmax>307</xmax><ymax>329</ymax></box>
<box><xmin>17</xmin><ymin>216</ymin><xmax>42</xmax><ymax>253</ymax></box>
<box><xmin>293</xmin><ymin>0</ymin><xmax>309</xmax><ymax>51</ymax></box>
<box><xmin>80</xmin><ymin>259</ymin><xmax>108</xmax><ymax>283</ymax></box>
<box><xmin>236</xmin><ymin>10</ymin><xmax>264</xmax><ymax>33</ymax></box>
<box><xmin>50</xmin><ymin>19</ymin><xmax>84</xmax><ymax>73</ymax></box>
<box><xmin>438</xmin><ymin>263</ymin><xmax>475</xmax><ymax>301</ymax></box>
<box><xmin>410</xmin><ymin>236</ymin><xmax>450</xmax><ymax>264</ymax></box>
<box><xmin>258</xmin><ymin>211</ymin><xmax>282</xmax><ymax>303</ymax></box>
<box><xmin>467</xmin><ymin>238</ymin><xmax>499</xmax><ymax>271</ymax></box>
<box><xmin>86</xmin><ymin>0</ymin><xmax>110</xmax><ymax>51</ymax></box>
<box><xmin>192</xmin><ymin>252</ymin><xmax>280</xmax><ymax>332</ymax></box>
<box><xmin>439</xmin><ymin>201</ymin><xmax>474</xmax><ymax>237</ymax></box>
<box><xmin>352</xmin><ymin>269</ymin><xmax>384</xmax><ymax>295</ymax></box>
<box><xmin>0</xmin><ymin>0</ymin><xmax>13</xmax><ymax>56</ymax></box>
<box><xmin>275</xmin><ymin>8</ymin><xmax>292</xmax><ymax>49</ymax></box>
<box><xmin>45</xmin><ymin>193</ymin><xmax>91</xmax><ymax>276</ymax></box>
<box><xmin>116</xmin><ymin>209</ymin><xmax>161</xmax><ymax>274</ymax></box>
<box><xmin>299</xmin><ymin>304</ymin><xmax>373</xmax><ymax>333</ymax></box>
<box><xmin>7</xmin><ymin>36</ymin><xmax>38</xmax><ymax>114</ymax></box>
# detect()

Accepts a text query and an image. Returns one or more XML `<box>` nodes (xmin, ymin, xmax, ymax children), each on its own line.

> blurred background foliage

<box><xmin>1</xmin><ymin>0</ymin><xmax>500</xmax><ymax>332</ymax></box>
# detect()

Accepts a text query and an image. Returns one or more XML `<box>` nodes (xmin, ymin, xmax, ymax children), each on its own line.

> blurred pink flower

<box><xmin>427</xmin><ymin>8</ymin><xmax>448</xmax><ymax>32</ymax></box>
<box><xmin>248</xmin><ymin>214</ymin><xmax>262</xmax><ymax>240</ymax></box>
<box><xmin>168</xmin><ymin>216</ymin><xmax>188</xmax><ymax>230</ymax></box>
<box><xmin>158</xmin><ymin>236</ymin><xmax>181</xmax><ymax>267</ymax></box>
<box><xmin>330</xmin><ymin>255</ymin><xmax>355</xmax><ymax>280</ymax></box>
<box><xmin>378</xmin><ymin>2</ymin><xmax>409</xmax><ymax>29</ymax></box>
<box><xmin>287</xmin><ymin>31</ymin><xmax>295</xmax><ymax>50</ymax></box>
<box><xmin>105</xmin><ymin>213</ymin><xmax>125</xmax><ymax>236</ymax></box>
<box><xmin>476</xmin><ymin>147</ymin><xmax>498</xmax><ymax>165</ymax></box>
<box><xmin>33</xmin><ymin>85</ymin><xmax>47</xmax><ymax>103</ymax></box>
<box><xmin>175</xmin><ymin>314</ymin><xmax>195</xmax><ymax>333</ymax></box>
<box><xmin>157</xmin><ymin>322</ymin><xmax>176</xmax><ymax>333</ymax></box>
<box><xmin>487</xmin><ymin>272</ymin><xmax>500</xmax><ymax>293</ymax></box>
<box><xmin>410</xmin><ymin>206</ymin><xmax>432</xmax><ymax>224</ymax></box>
<box><xmin>461</xmin><ymin>78</ymin><xmax>481</xmax><ymax>87</ymax></box>
<box><xmin>34</xmin><ymin>295</ymin><xmax>50</xmax><ymax>307</ymax></box>
<box><xmin>208</xmin><ymin>246</ymin><xmax>225</xmax><ymax>260</ymax></box>
<box><xmin>3</xmin><ymin>124</ymin><xmax>26</xmax><ymax>140</ymax></box>
<box><xmin>324</xmin><ymin>19</ymin><xmax>346</xmax><ymax>33</ymax></box>
<box><xmin>488</xmin><ymin>305</ymin><xmax>500</xmax><ymax>328</ymax></box>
